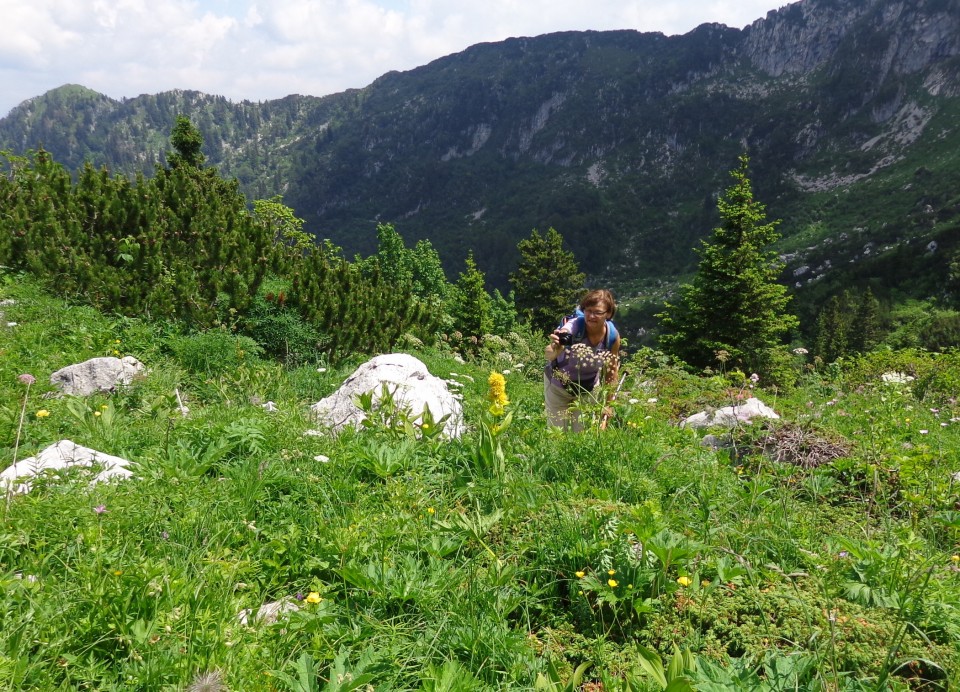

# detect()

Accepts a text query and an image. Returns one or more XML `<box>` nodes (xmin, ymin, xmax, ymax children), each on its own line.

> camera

<box><xmin>557</xmin><ymin>331</ymin><xmax>573</xmax><ymax>346</ymax></box>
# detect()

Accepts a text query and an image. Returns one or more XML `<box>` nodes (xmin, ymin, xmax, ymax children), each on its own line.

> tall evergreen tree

<box><xmin>509</xmin><ymin>227</ymin><xmax>585</xmax><ymax>334</ymax></box>
<box><xmin>850</xmin><ymin>287</ymin><xmax>882</xmax><ymax>353</ymax></box>
<box><xmin>168</xmin><ymin>115</ymin><xmax>205</xmax><ymax>169</ymax></box>
<box><xmin>815</xmin><ymin>294</ymin><xmax>849</xmax><ymax>362</ymax></box>
<box><xmin>658</xmin><ymin>155</ymin><xmax>798</xmax><ymax>374</ymax></box>
<box><xmin>452</xmin><ymin>252</ymin><xmax>493</xmax><ymax>344</ymax></box>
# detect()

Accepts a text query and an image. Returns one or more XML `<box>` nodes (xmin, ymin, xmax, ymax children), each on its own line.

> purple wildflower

<box><xmin>93</xmin><ymin>504</ymin><xmax>107</xmax><ymax>515</ymax></box>
<box><xmin>18</xmin><ymin>374</ymin><xmax>35</xmax><ymax>386</ymax></box>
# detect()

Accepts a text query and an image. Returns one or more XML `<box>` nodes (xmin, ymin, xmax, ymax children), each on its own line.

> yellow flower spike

<box><xmin>486</xmin><ymin>372</ymin><xmax>509</xmax><ymax>409</ymax></box>
<box><xmin>35</xmin><ymin>409</ymin><xmax>50</xmax><ymax>418</ymax></box>
<box><xmin>575</xmin><ymin>571</ymin><xmax>585</xmax><ymax>578</ymax></box>
<box><xmin>677</xmin><ymin>576</ymin><xmax>692</xmax><ymax>587</ymax></box>
<box><xmin>305</xmin><ymin>592</ymin><xmax>322</xmax><ymax>604</ymax></box>
<box><xmin>607</xmin><ymin>579</ymin><xmax>618</xmax><ymax>588</ymax></box>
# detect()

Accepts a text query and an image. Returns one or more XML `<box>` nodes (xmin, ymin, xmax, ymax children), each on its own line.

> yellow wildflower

<box><xmin>36</xmin><ymin>409</ymin><xmax>50</xmax><ymax>418</ymax></box>
<box><xmin>427</xmin><ymin>507</ymin><xmax>435</xmax><ymax>515</ymax></box>
<box><xmin>608</xmin><ymin>569</ymin><xmax>616</xmax><ymax>576</ymax></box>
<box><xmin>607</xmin><ymin>579</ymin><xmax>618</xmax><ymax>588</ymax></box>
<box><xmin>94</xmin><ymin>411</ymin><xmax>101</xmax><ymax>417</ymax></box>
<box><xmin>677</xmin><ymin>576</ymin><xmax>692</xmax><ymax>587</ymax></box>
<box><xmin>575</xmin><ymin>571</ymin><xmax>585</xmax><ymax>578</ymax></box>
<box><xmin>487</xmin><ymin>372</ymin><xmax>509</xmax><ymax>409</ymax></box>
<box><xmin>952</xmin><ymin>555</ymin><xmax>959</xmax><ymax>563</ymax></box>
<box><xmin>305</xmin><ymin>592</ymin><xmax>322</xmax><ymax>604</ymax></box>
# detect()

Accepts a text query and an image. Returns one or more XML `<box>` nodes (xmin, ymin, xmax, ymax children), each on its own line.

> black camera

<box><xmin>557</xmin><ymin>331</ymin><xmax>573</xmax><ymax>346</ymax></box>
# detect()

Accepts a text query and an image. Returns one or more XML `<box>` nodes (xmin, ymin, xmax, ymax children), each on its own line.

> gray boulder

<box><xmin>310</xmin><ymin>353</ymin><xmax>465</xmax><ymax>438</ymax></box>
<box><xmin>1</xmin><ymin>439</ymin><xmax>133</xmax><ymax>495</ymax></box>
<box><xmin>50</xmin><ymin>356</ymin><xmax>145</xmax><ymax>396</ymax></box>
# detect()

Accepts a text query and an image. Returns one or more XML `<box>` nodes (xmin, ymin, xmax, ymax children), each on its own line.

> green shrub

<box><xmin>166</xmin><ymin>329</ymin><xmax>263</xmax><ymax>376</ymax></box>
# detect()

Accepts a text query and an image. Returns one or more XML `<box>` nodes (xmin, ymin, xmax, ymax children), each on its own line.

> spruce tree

<box><xmin>168</xmin><ymin>115</ymin><xmax>205</xmax><ymax>169</ymax></box>
<box><xmin>815</xmin><ymin>295</ymin><xmax>849</xmax><ymax>362</ymax></box>
<box><xmin>509</xmin><ymin>227</ymin><xmax>586</xmax><ymax>334</ymax></box>
<box><xmin>658</xmin><ymin>155</ymin><xmax>798</xmax><ymax>374</ymax></box>
<box><xmin>851</xmin><ymin>287</ymin><xmax>882</xmax><ymax>353</ymax></box>
<box><xmin>452</xmin><ymin>252</ymin><xmax>493</xmax><ymax>344</ymax></box>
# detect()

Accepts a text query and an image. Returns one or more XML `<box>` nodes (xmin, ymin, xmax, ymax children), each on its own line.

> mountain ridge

<box><xmin>3</xmin><ymin>0</ymin><xmax>960</xmax><ymax>329</ymax></box>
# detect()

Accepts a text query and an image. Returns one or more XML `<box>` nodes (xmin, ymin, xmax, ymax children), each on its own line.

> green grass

<box><xmin>1</xmin><ymin>274</ymin><xmax>958</xmax><ymax>690</ymax></box>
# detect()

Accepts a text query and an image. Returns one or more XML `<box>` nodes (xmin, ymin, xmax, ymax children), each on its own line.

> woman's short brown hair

<box><xmin>580</xmin><ymin>289</ymin><xmax>617</xmax><ymax>319</ymax></box>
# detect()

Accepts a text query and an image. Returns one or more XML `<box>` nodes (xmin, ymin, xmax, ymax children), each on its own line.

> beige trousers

<box><xmin>544</xmin><ymin>374</ymin><xmax>593</xmax><ymax>432</ymax></box>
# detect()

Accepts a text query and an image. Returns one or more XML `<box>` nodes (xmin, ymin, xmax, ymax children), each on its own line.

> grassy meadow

<box><xmin>1</xmin><ymin>273</ymin><xmax>959</xmax><ymax>691</ymax></box>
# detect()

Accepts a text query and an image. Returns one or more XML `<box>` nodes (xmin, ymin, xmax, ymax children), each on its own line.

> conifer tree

<box><xmin>815</xmin><ymin>294</ymin><xmax>849</xmax><ymax>362</ymax></box>
<box><xmin>509</xmin><ymin>227</ymin><xmax>585</xmax><ymax>334</ymax></box>
<box><xmin>168</xmin><ymin>115</ymin><xmax>205</xmax><ymax>169</ymax></box>
<box><xmin>452</xmin><ymin>252</ymin><xmax>493</xmax><ymax>344</ymax></box>
<box><xmin>850</xmin><ymin>287</ymin><xmax>882</xmax><ymax>353</ymax></box>
<box><xmin>658</xmin><ymin>154</ymin><xmax>798</xmax><ymax>374</ymax></box>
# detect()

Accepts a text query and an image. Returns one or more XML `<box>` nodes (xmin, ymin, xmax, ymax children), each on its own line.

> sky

<box><xmin>0</xmin><ymin>0</ymin><xmax>788</xmax><ymax>118</ymax></box>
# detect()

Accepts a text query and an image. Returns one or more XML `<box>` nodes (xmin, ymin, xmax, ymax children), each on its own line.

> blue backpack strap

<box><xmin>605</xmin><ymin>320</ymin><xmax>619</xmax><ymax>350</ymax></box>
<box><xmin>574</xmin><ymin>315</ymin><xmax>586</xmax><ymax>340</ymax></box>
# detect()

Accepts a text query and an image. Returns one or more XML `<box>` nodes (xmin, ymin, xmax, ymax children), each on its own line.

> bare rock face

<box><xmin>1</xmin><ymin>440</ymin><xmax>133</xmax><ymax>494</ymax></box>
<box><xmin>50</xmin><ymin>356</ymin><xmax>145</xmax><ymax>396</ymax></box>
<box><xmin>310</xmin><ymin>353</ymin><xmax>465</xmax><ymax>438</ymax></box>
<box><xmin>742</xmin><ymin>1</ymin><xmax>960</xmax><ymax>79</ymax></box>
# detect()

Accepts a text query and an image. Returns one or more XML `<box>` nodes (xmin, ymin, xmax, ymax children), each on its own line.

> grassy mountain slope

<box><xmin>2</xmin><ymin>269</ymin><xmax>960</xmax><ymax>689</ymax></box>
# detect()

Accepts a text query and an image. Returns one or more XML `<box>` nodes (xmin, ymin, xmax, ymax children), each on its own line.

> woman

<box><xmin>544</xmin><ymin>289</ymin><xmax>621</xmax><ymax>431</ymax></box>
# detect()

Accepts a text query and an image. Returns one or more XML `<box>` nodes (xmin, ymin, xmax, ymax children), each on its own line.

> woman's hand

<box><xmin>545</xmin><ymin>332</ymin><xmax>564</xmax><ymax>361</ymax></box>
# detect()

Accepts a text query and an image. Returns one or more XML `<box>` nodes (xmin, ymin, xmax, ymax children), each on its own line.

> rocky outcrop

<box><xmin>742</xmin><ymin>0</ymin><xmax>960</xmax><ymax>79</ymax></box>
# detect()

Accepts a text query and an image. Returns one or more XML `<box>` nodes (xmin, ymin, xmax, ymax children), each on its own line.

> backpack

<box><xmin>557</xmin><ymin>308</ymin><xmax>619</xmax><ymax>350</ymax></box>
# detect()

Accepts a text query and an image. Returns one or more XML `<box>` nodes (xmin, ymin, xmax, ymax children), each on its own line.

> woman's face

<box><xmin>583</xmin><ymin>303</ymin><xmax>609</xmax><ymax>323</ymax></box>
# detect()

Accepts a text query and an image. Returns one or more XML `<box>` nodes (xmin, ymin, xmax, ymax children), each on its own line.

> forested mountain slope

<box><xmin>2</xmin><ymin>0</ymin><xmax>960</xmax><ymax>318</ymax></box>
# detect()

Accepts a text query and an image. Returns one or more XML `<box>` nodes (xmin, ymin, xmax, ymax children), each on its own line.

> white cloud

<box><xmin>0</xmin><ymin>0</ymin><xmax>785</xmax><ymax>117</ymax></box>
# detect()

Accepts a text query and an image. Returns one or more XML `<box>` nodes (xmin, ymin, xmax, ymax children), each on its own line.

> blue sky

<box><xmin>0</xmin><ymin>0</ymin><xmax>788</xmax><ymax>118</ymax></box>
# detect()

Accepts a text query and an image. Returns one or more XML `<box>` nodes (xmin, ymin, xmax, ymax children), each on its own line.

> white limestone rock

<box><xmin>310</xmin><ymin>353</ymin><xmax>465</xmax><ymax>438</ymax></box>
<box><xmin>1</xmin><ymin>439</ymin><xmax>133</xmax><ymax>494</ymax></box>
<box><xmin>50</xmin><ymin>356</ymin><xmax>146</xmax><ymax>396</ymax></box>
